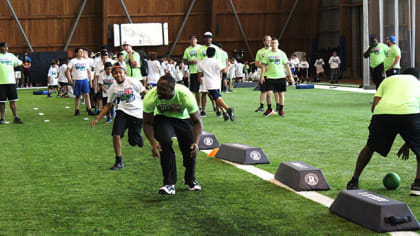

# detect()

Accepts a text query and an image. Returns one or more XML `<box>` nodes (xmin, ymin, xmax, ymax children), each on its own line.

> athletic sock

<box><xmin>414</xmin><ymin>179</ymin><xmax>420</xmax><ymax>185</ymax></box>
<box><xmin>116</xmin><ymin>156</ymin><xmax>123</xmax><ymax>163</ymax></box>
<box><xmin>351</xmin><ymin>177</ymin><xmax>359</xmax><ymax>181</ymax></box>
<box><xmin>278</xmin><ymin>105</ymin><xmax>284</xmax><ymax>111</ymax></box>
<box><xmin>259</xmin><ymin>103</ymin><xmax>264</xmax><ymax>108</ymax></box>
<box><xmin>267</xmin><ymin>104</ymin><xmax>272</xmax><ymax>109</ymax></box>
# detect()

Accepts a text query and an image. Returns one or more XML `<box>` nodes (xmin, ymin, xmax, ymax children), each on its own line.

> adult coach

<box><xmin>66</xmin><ymin>48</ymin><xmax>95</xmax><ymax>116</ymax></box>
<box><xmin>363</xmin><ymin>36</ymin><xmax>389</xmax><ymax>89</ymax></box>
<box><xmin>143</xmin><ymin>75</ymin><xmax>203</xmax><ymax>195</ymax></box>
<box><xmin>260</xmin><ymin>38</ymin><xmax>294</xmax><ymax>117</ymax></box>
<box><xmin>122</xmin><ymin>42</ymin><xmax>144</xmax><ymax>85</ymax></box>
<box><xmin>91</xmin><ymin>65</ymin><xmax>146</xmax><ymax>170</ymax></box>
<box><xmin>346</xmin><ymin>68</ymin><xmax>420</xmax><ymax>196</ymax></box>
<box><xmin>383</xmin><ymin>35</ymin><xmax>401</xmax><ymax>77</ymax></box>
<box><xmin>254</xmin><ymin>35</ymin><xmax>273</xmax><ymax>112</ymax></box>
<box><xmin>183</xmin><ymin>35</ymin><xmax>201</xmax><ymax>108</ymax></box>
<box><xmin>0</xmin><ymin>42</ymin><xmax>23</xmax><ymax>124</ymax></box>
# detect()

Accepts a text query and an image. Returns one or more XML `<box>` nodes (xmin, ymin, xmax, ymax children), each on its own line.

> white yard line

<box><xmin>314</xmin><ymin>85</ymin><xmax>376</xmax><ymax>94</ymax></box>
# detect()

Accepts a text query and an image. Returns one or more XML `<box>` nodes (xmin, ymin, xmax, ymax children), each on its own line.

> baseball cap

<box><xmin>122</xmin><ymin>41</ymin><xmax>130</xmax><ymax>46</ymax></box>
<box><xmin>388</xmin><ymin>35</ymin><xmax>396</xmax><ymax>44</ymax></box>
<box><xmin>0</xmin><ymin>42</ymin><xmax>7</xmax><ymax>47</ymax></box>
<box><xmin>204</xmin><ymin>32</ymin><xmax>213</xmax><ymax>38</ymax></box>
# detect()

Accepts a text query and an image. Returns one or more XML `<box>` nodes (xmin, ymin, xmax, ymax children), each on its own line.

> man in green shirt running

<box><xmin>260</xmin><ymin>38</ymin><xmax>294</xmax><ymax>117</ymax></box>
<box><xmin>363</xmin><ymin>36</ymin><xmax>389</xmax><ymax>89</ymax></box>
<box><xmin>122</xmin><ymin>42</ymin><xmax>144</xmax><ymax>85</ymax></box>
<box><xmin>347</xmin><ymin>68</ymin><xmax>420</xmax><ymax>196</ymax></box>
<box><xmin>0</xmin><ymin>42</ymin><xmax>23</xmax><ymax>124</ymax></box>
<box><xmin>183</xmin><ymin>35</ymin><xmax>202</xmax><ymax>108</ymax></box>
<box><xmin>143</xmin><ymin>75</ymin><xmax>203</xmax><ymax>195</ymax></box>
<box><xmin>383</xmin><ymin>35</ymin><xmax>401</xmax><ymax>77</ymax></box>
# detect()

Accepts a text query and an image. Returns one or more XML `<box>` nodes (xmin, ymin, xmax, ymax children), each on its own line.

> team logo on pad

<box><xmin>304</xmin><ymin>173</ymin><xmax>319</xmax><ymax>186</ymax></box>
<box><xmin>249</xmin><ymin>151</ymin><xmax>261</xmax><ymax>161</ymax></box>
<box><xmin>203</xmin><ymin>137</ymin><xmax>213</xmax><ymax>146</ymax></box>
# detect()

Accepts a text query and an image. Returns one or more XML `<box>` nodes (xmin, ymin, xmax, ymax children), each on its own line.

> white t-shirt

<box><xmin>68</xmin><ymin>58</ymin><xmax>90</xmax><ymax>81</ymax></box>
<box><xmin>235</xmin><ymin>63</ymin><xmax>244</xmax><ymax>77</ymax></box>
<box><xmin>167</xmin><ymin>63</ymin><xmax>176</xmax><ymax>79</ymax></box>
<box><xmin>227</xmin><ymin>63</ymin><xmax>236</xmax><ymax>79</ymax></box>
<box><xmin>290</xmin><ymin>58</ymin><xmax>300</xmax><ymax>69</ymax></box>
<box><xmin>98</xmin><ymin>71</ymin><xmax>114</xmax><ymax>97</ymax></box>
<box><xmin>48</xmin><ymin>66</ymin><xmax>59</xmax><ymax>86</ymax></box>
<box><xmin>314</xmin><ymin>59</ymin><xmax>325</xmax><ymax>73</ymax></box>
<box><xmin>147</xmin><ymin>60</ymin><xmax>161</xmax><ymax>84</ymax></box>
<box><xmin>58</xmin><ymin>64</ymin><xmax>68</xmax><ymax>83</ymax></box>
<box><xmin>107</xmin><ymin>76</ymin><xmax>146</xmax><ymax>119</ymax></box>
<box><xmin>329</xmin><ymin>56</ymin><xmax>341</xmax><ymax>69</ymax></box>
<box><xmin>299</xmin><ymin>61</ymin><xmax>309</xmax><ymax>69</ymax></box>
<box><xmin>175</xmin><ymin>65</ymin><xmax>184</xmax><ymax>82</ymax></box>
<box><xmin>197</xmin><ymin>57</ymin><xmax>223</xmax><ymax>90</ymax></box>
<box><xmin>94</xmin><ymin>58</ymin><xmax>115</xmax><ymax>76</ymax></box>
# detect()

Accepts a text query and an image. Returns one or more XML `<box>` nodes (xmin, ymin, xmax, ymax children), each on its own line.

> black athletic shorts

<box><xmin>59</xmin><ymin>82</ymin><xmax>68</xmax><ymax>87</ymax></box>
<box><xmin>48</xmin><ymin>85</ymin><xmax>59</xmax><ymax>89</ymax></box>
<box><xmin>370</xmin><ymin>63</ymin><xmax>384</xmax><ymax>89</ymax></box>
<box><xmin>189</xmin><ymin>73</ymin><xmax>200</xmax><ymax>93</ymax></box>
<box><xmin>112</xmin><ymin>110</ymin><xmax>143</xmax><ymax>147</ymax></box>
<box><xmin>0</xmin><ymin>84</ymin><xmax>18</xmax><ymax>102</ymax></box>
<box><xmin>266</xmin><ymin>78</ymin><xmax>287</xmax><ymax>92</ymax></box>
<box><xmin>260</xmin><ymin>77</ymin><xmax>270</xmax><ymax>92</ymax></box>
<box><xmin>208</xmin><ymin>89</ymin><xmax>221</xmax><ymax>100</ymax></box>
<box><xmin>222</xmin><ymin>73</ymin><xmax>228</xmax><ymax>81</ymax></box>
<box><xmin>367</xmin><ymin>114</ymin><xmax>420</xmax><ymax>157</ymax></box>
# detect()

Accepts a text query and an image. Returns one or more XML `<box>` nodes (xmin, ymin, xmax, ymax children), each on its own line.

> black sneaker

<box><xmin>87</xmin><ymin>109</ymin><xmax>96</xmax><ymax>116</ymax></box>
<box><xmin>227</xmin><ymin>108</ymin><xmax>234</xmax><ymax>121</ymax></box>
<box><xmin>222</xmin><ymin>112</ymin><xmax>229</xmax><ymax>121</ymax></box>
<box><xmin>74</xmin><ymin>109</ymin><xmax>80</xmax><ymax>116</ymax></box>
<box><xmin>213</xmin><ymin>105</ymin><xmax>217</xmax><ymax>112</ymax></box>
<box><xmin>216</xmin><ymin>110</ymin><xmax>222</xmax><ymax>117</ymax></box>
<box><xmin>200</xmin><ymin>111</ymin><xmax>206</xmax><ymax>117</ymax></box>
<box><xmin>159</xmin><ymin>185</ymin><xmax>176</xmax><ymax>195</ymax></box>
<box><xmin>110</xmin><ymin>159</ymin><xmax>124</xmax><ymax>170</ymax></box>
<box><xmin>276</xmin><ymin>104</ymin><xmax>280</xmax><ymax>112</ymax></box>
<box><xmin>0</xmin><ymin>118</ymin><xmax>6</xmax><ymax>124</ymax></box>
<box><xmin>255</xmin><ymin>107</ymin><xmax>264</xmax><ymax>112</ymax></box>
<box><xmin>187</xmin><ymin>180</ymin><xmax>202</xmax><ymax>191</ymax></box>
<box><xmin>346</xmin><ymin>178</ymin><xmax>359</xmax><ymax>190</ymax></box>
<box><xmin>263</xmin><ymin>108</ymin><xmax>273</xmax><ymax>117</ymax></box>
<box><xmin>13</xmin><ymin>117</ymin><xmax>24</xmax><ymax>124</ymax></box>
<box><xmin>410</xmin><ymin>183</ymin><xmax>420</xmax><ymax>196</ymax></box>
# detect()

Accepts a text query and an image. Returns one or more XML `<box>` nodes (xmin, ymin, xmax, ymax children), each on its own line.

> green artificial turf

<box><xmin>0</xmin><ymin>87</ymin><xmax>417</xmax><ymax>235</ymax></box>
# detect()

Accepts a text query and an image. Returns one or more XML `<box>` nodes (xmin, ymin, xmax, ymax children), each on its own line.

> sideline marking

<box><xmin>201</xmin><ymin>150</ymin><xmax>419</xmax><ymax>235</ymax></box>
<box><xmin>38</xmin><ymin>113</ymin><xmax>44</xmax><ymax>116</ymax></box>
<box><xmin>315</xmin><ymin>85</ymin><xmax>376</xmax><ymax>94</ymax></box>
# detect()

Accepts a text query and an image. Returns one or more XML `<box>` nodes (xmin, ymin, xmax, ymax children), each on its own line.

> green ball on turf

<box><xmin>383</xmin><ymin>172</ymin><xmax>400</xmax><ymax>190</ymax></box>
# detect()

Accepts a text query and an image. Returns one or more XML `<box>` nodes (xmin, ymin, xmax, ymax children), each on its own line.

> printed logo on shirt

<box><xmin>268</xmin><ymin>56</ymin><xmax>282</xmax><ymax>65</ymax></box>
<box><xmin>372</xmin><ymin>47</ymin><xmax>380</xmax><ymax>55</ymax></box>
<box><xmin>103</xmin><ymin>78</ymin><xmax>114</xmax><ymax>86</ymax></box>
<box><xmin>75</xmin><ymin>63</ymin><xmax>87</xmax><ymax>71</ymax></box>
<box><xmin>0</xmin><ymin>58</ymin><xmax>13</xmax><ymax>66</ymax></box>
<box><xmin>116</xmin><ymin>87</ymin><xmax>135</xmax><ymax>103</ymax></box>
<box><xmin>189</xmin><ymin>51</ymin><xmax>198</xmax><ymax>58</ymax></box>
<box><xmin>157</xmin><ymin>104</ymin><xmax>182</xmax><ymax>113</ymax></box>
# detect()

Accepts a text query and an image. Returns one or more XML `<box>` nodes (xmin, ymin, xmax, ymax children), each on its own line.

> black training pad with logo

<box><xmin>215</xmin><ymin>143</ymin><xmax>270</xmax><ymax>164</ymax></box>
<box><xmin>330</xmin><ymin>190</ymin><xmax>420</xmax><ymax>233</ymax></box>
<box><xmin>198</xmin><ymin>131</ymin><xmax>220</xmax><ymax>150</ymax></box>
<box><xmin>274</xmin><ymin>161</ymin><xmax>330</xmax><ymax>191</ymax></box>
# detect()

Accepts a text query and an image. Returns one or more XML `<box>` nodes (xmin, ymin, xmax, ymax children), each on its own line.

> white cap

<box><xmin>203</xmin><ymin>32</ymin><xmax>213</xmax><ymax>37</ymax></box>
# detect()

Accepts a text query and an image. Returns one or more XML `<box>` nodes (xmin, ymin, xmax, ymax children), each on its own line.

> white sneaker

<box><xmin>187</xmin><ymin>180</ymin><xmax>202</xmax><ymax>191</ymax></box>
<box><xmin>159</xmin><ymin>185</ymin><xmax>175</xmax><ymax>195</ymax></box>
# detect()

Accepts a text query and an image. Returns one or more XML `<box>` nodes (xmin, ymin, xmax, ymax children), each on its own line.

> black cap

<box><xmin>0</xmin><ymin>42</ymin><xmax>7</xmax><ymax>47</ymax></box>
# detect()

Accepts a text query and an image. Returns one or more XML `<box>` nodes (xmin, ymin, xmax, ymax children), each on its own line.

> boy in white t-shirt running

<box><xmin>66</xmin><ymin>48</ymin><xmax>95</xmax><ymax>116</ymax></box>
<box><xmin>91</xmin><ymin>64</ymin><xmax>146</xmax><ymax>170</ymax></box>
<box><xmin>197</xmin><ymin>47</ymin><xmax>234</xmax><ymax>121</ymax></box>
<box><xmin>47</xmin><ymin>60</ymin><xmax>59</xmax><ymax>97</ymax></box>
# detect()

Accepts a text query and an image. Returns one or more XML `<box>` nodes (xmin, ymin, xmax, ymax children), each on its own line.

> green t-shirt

<box><xmin>197</xmin><ymin>44</ymin><xmax>221</xmax><ymax>61</ymax></box>
<box><xmin>255</xmin><ymin>47</ymin><xmax>271</xmax><ymax>63</ymax></box>
<box><xmin>368</xmin><ymin>43</ymin><xmax>389</xmax><ymax>68</ymax></box>
<box><xmin>220</xmin><ymin>49</ymin><xmax>228</xmax><ymax>68</ymax></box>
<box><xmin>261</xmin><ymin>50</ymin><xmax>289</xmax><ymax>79</ymax></box>
<box><xmin>183</xmin><ymin>45</ymin><xmax>201</xmax><ymax>74</ymax></box>
<box><xmin>374</xmin><ymin>75</ymin><xmax>420</xmax><ymax>115</ymax></box>
<box><xmin>143</xmin><ymin>84</ymin><xmax>198</xmax><ymax>119</ymax></box>
<box><xmin>383</xmin><ymin>44</ymin><xmax>401</xmax><ymax>71</ymax></box>
<box><xmin>0</xmin><ymin>52</ymin><xmax>21</xmax><ymax>84</ymax></box>
<box><xmin>124</xmin><ymin>51</ymin><xmax>143</xmax><ymax>80</ymax></box>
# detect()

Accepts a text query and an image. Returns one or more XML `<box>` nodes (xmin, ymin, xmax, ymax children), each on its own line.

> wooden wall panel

<box><xmin>1</xmin><ymin>0</ymin><xmax>321</xmax><ymax>62</ymax></box>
